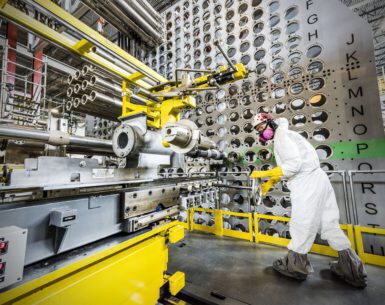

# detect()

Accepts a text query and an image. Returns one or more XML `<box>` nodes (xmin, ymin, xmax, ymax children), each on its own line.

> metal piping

<box><xmin>0</xmin><ymin>126</ymin><xmax>113</xmax><ymax>153</ymax></box>
<box><xmin>113</xmin><ymin>0</ymin><xmax>162</xmax><ymax>42</ymax></box>
<box><xmin>137</xmin><ymin>0</ymin><xmax>162</xmax><ymax>23</ymax></box>
<box><xmin>89</xmin><ymin>76</ymin><xmax>121</xmax><ymax>94</ymax></box>
<box><xmin>81</xmin><ymin>0</ymin><xmax>159</xmax><ymax>46</ymax></box>
<box><xmin>89</xmin><ymin>91</ymin><xmax>122</xmax><ymax>109</ymax></box>
<box><xmin>124</xmin><ymin>0</ymin><xmax>163</xmax><ymax>32</ymax></box>
<box><xmin>90</xmin><ymin>46</ymin><xmax>157</xmax><ymax>87</ymax></box>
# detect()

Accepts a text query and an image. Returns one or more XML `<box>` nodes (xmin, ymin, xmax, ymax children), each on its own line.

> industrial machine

<box><xmin>0</xmin><ymin>0</ymin><xmax>249</xmax><ymax>303</ymax></box>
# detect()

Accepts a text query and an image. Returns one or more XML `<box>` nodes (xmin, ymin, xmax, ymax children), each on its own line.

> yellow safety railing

<box><xmin>190</xmin><ymin>208</ymin><xmax>217</xmax><ymax>234</ymax></box>
<box><xmin>354</xmin><ymin>225</ymin><xmax>385</xmax><ymax>267</ymax></box>
<box><xmin>254</xmin><ymin>214</ymin><xmax>355</xmax><ymax>257</ymax></box>
<box><xmin>222</xmin><ymin>210</ymin><xmax>253</xmax><ymax>241</ymax></box>
<box><xmin>180</xmin><ymin>209</ymin><xmax>385</xmax><ymax>267</ymax></box>
<box><xmin>189</xmin><ymin>208</ymin><xmax>253</xmax><ymax>241</ymax></box>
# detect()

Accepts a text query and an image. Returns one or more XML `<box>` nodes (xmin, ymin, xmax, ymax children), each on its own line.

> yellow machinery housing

<box><xmin>0</xmin><ymin>222</ymin><xmax>185</xmax><ymax>305</ymax></box>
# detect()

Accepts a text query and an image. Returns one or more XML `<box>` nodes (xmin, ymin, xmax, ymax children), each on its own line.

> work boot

<box><xmin>272</xmin><ymin>250</ymin><xmax>314</xmax><ymax>280</ymax></box>
<box><xmin>330</xmin><ymin>248</ymin><xmax>367</xmax><ymax>288</ymax></box>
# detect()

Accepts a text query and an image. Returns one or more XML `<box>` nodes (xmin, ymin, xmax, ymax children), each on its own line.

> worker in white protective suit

<box><xmin>250</xmin><ymin>113</ymin><xmax>367</xmax><ymax>288</ymax></box>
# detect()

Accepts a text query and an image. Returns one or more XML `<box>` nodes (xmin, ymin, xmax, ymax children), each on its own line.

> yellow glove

<box><xmin>261</xmin><ymin>176</ymin><xmax>281</xmax><ymax>196</ymax></box>
<box><xmin>250</xmin><ymin>166</ymin><xmax>283</xmax><ymax>179</ymax></box>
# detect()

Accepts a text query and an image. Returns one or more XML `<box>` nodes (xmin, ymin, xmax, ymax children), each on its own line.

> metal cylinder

<box><xmin>163</xmin><ymin>125</ymin><xmax>192</xmax><ymax>148</ymax></box>
<box><xmin>86</xmin><ymin>0</ymin><xmax>158</xmax><ymax>46</ymax></box>
<box><xmin>65</xmin><ymin>100</ymin><xmax>73</xmax><ymax>112</ymax></box>
<box><xmin>67</xmin><ymin>75</ymin><xmax>79</xmax><ymax>85</ymax></box>
<box><xmin>137</xmin><ymin>0</ymin><xmax>162</xmax><ymax>23</ymax></box>
<box><xmin>90</xmin><ymin>76</ymin><xmax>121</xmax><ymax>94</ymax></box>
<box><xmin>81</xmin><ymin>65</ymin><xmax>95</xmax><ymax>77</ymax></box>
<box><xmin>74</xmin><ymin>70</ymin><xmax>82</xmax><ymax>80</ymax></box>
<box><xmin>90</xmin><ymin>47</ymin><xmax>157</xmax><ymax>88</ymax></box>
<box><xmin>113</xmin><ymin>0</ymin><xmax>162</xmax><ymax>42</ymax></box>
<box><xmin>0</xmin><ymin>126</ymin><xmax>50</xmax><ymax>142</ymax></box>
<box><xmin>125</xmin><ymin>0</ymin><xmax>163</xmax><ymax>32</ymax></box>
<box><xmin>67</xmin><ymin>87</ymin><xmax>74</xmax><ymax>98</ymax></box>
<box><xmin>74</xmin><ymin>84</ymin><xmax>82</xmax><ymax>94</ymax></box>
<box><xmin>81</xmin><ymin>94</ymin><xmax>89</xmax><ymax>105</ymax></box>
<box><xmin>187</xmin><ymin>149</ymin><xmax>225</xmax><ymax>160</ymax></box>
<box><xmin>89</xmin><ymin>91</ymin><xmax>122</xmax><ymax>109</ymax></box>
<box><xmin>73</xmin><ymin>98</ymin><xmax>81</xmax><ymax>108</ymax></box>
<box><xmin>0</xmin><ymin>126</ymin><xmax>113</xmax><ymax>153</ymax></box>
<box><xmin>112</xmin><ymin>124</ymin><xmax>171</xmax><ymax>158</ymax></box>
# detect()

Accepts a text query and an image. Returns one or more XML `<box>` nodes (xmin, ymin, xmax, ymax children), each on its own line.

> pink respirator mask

<box><xmin>258</xmin><ymin>126</ymin><xmax>274</xmax><ymax>144</ymax></box>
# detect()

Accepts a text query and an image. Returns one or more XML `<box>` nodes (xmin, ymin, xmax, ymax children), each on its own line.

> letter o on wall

<box><xmin>353</xmin><ymin>124</ymin><xmax>367</xmax><ymax>135</ymax></box>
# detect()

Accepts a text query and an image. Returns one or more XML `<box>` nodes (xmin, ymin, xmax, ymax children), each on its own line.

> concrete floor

<box><xmin>168</xmin><ymin>231</ymin><xmax>385</xmax><ymax>305</ymax></box>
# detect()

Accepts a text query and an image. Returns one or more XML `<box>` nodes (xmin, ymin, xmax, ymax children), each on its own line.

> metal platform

<box><xmin>169</xmin><ymin>231</ymin><xmax>385</xmax><ymax>305</ymax></box>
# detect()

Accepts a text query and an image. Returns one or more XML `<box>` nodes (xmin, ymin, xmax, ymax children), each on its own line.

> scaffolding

<box><xmin>0</xmin><ymin>41</ymin><xmax>48</xmax><ymax>127</ymax></box>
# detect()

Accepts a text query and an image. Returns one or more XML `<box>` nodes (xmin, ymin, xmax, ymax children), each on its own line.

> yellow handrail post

<box><xmin>214</xmin><ymin>209</ymin><xmax>224</xmax><ymax>237</ymax></box>
<box><xmin>254</xmin><ymin>214</ymin><xmax>259</xmax><ymax>244</ymax></box>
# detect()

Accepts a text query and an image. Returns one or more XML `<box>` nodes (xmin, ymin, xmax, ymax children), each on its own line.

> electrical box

<box><xmin>0</xmin><ymin>226</ymin><xmax>28</xmax><ymax>289</ymax></box>
<box><xmin>49</xmin><ymin>208</ymin><xmax>78</xmax><ymax>227</ymax></box>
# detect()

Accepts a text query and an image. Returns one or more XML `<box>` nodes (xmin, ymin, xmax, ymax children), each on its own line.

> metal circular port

<box><xmin>311</xmin><ymin>111</ymin><xmax>328</xmax><ymax>124</ymax></box>
<box><xmin>286</xmin><ymin>21</ymin><xmax>299</xmax><ymax>35</ymax></box>
<box><xmin>292</xmin><ymin>114</ymin><xmax>307</xmax><ymax>127</ymax></box>
<box><xmin>253</xmin><ymin>22</ymin><xmax>264</xmax><ymax>33</ymax></box>
<box><xmin>290</xmin><ymin>98</ymin><xmax>305</xmax><ymax>110</ymax></box>
<box><xmin>244</xmin><ymin>137</ymin><xmax>255</xmax><ymax>147</ymax></box>
<box><xmin>315</xmin><ymin>145</ymin><xmax>333</xmax><ymax>159</ymax></box>
<box><xmin>231</xmin><ymin>138</ymin><xmax>241</xmax><ymax>148</ymax></box>
<box><xmin>285</xmin><ymin>6</ymin><xmax>299</xmax><ymax>20</ymax></box>
<box><xmin>313</xmin><ymin>128</ymin><xmax>330</xmax><ymax>141</ymax></box>
<box><xmin>254</xmin><ymin>49</ymin><xmax>266</xmax><ymax>61</ymax></box>
<box><xmin>269</xmin><ymin>14</ymin><xmax>280</xmax><ymax>27</ymax></box>
<box><xmin>309</xmin><ymin>94</ymin><xmax>327</xmax><ymax>107</ymax></box>
<box><xmin>253</xmin><ymin>9</ymin><xmax>263</xmax><ymax>20</ymax></box>
<box><xmin>307</xmin><ymin>61</ymin><xmax>324</xmax><ymax>74</ymax></box>
<box><xmin>308</xmin><ymin>78</ymin><xmax>325</xmax><ymax>91</ymax></box>
<box><xmin>307</xmin><ymin>44</ymin><xmax>322</xmax><ymax>58</ymax></box>
<box><xmin>272</xmin><ymin>102</ymin><xmax>287</xmax><ymax>114</ymax></box>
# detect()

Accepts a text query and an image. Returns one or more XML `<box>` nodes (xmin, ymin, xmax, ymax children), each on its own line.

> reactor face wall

<box><xmin>146</xmin><ymin>0</ymin><xmax>385</xmax><ymax>254</ymax></box>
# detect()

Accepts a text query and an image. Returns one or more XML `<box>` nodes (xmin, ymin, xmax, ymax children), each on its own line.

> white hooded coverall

<box><xmin>273</xmin><ymin>118</ymin><xmax>351</xmax><ymax>254</ymax></box>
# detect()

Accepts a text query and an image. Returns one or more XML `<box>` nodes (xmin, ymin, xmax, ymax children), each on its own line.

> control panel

<box><xmin>0</xmin><ymin>226</ymin><xmax>28</xmax><ymax>289</ymax></box>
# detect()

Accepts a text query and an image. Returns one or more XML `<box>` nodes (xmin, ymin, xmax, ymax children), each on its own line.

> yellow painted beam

<box><xmin>34</xmin><ymin>0</ymin><xmax>167</xmax><ymax>83</ymax></box>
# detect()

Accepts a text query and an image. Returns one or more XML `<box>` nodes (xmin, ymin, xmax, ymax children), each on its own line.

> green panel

<box><xmin>329</xmin><ymin>138</ymin><xmax>385</xmax><ymax>160</ymax></box>
<box><xmin>226</xmin><ymin>138</ymin><xmax>385</xmax><ymax>165</ymax></box>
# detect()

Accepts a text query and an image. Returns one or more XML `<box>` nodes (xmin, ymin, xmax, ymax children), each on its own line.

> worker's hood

<box><xmin>274</xmin><ymin>117</ymin><xmax>289</xmax><ymax>130</ymax></box>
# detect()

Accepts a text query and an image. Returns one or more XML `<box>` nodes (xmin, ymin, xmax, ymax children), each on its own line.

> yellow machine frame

<box><xmin>0</xmin><ymin>222</ymin><xmax>185</xmax><ymax>305</ymax></box>
<box><xmin>121</xmin><ymin>64</ymin><xmax>247</xmax><ymax>128</ymax></box>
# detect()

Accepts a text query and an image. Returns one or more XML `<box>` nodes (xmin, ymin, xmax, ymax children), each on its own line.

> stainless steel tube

<box><xmin>89</xmin><ymin>91</ymin><xmax>122</xmax><ymax>109</ymax></box>
<box><xmin>113</xmin><ymin>0</ymin><xmax>162</xmax><ymax>42</ymax></box>
<box><xmin>0</xmin><ymin>126</ymin><xmax>50</xmax><ymax>142</ymax></box>
<box><xmin>89</xmin><ymin>76</ymin><xmax>121</xmax><ymax>94</ymax></box>
<box><xmin>74</xmin><ymin>70</ymin><xmax>82</xmax><ymax>80</ymax></box>
<box><xmin>90</xmin><ymin>47</ymin><xmax>157</xmax><ymax>87</ymax></box>
<box><xmin>92</xmin><ymin>0</ymin><xmax>158</xmax><ymax>46</ymax></box>
<box><xmin>0</xmin><ymin>126</ymin><xmax>113</xmax><ymax>153</ymax></box>
<box><xmin>125</xmin><ymin>0</ymin><xmax>163</xmax><ymax>32</ymax></box>
<box><xmin>67</xmin><ymin>87</ymin><xmax>74</xmax><ymax>98</ymax></box>
<box><xmin>74</xmin><ymin>84</ymin><xmax>82</xmax><ymax>94</ymax></box>
<box><xmin>65</xmin><ymin>100</ymin><xmax>73</xmax><ymax>112</ymax></box>
<box><xmin>73</xmin><ymin>98</ymin><xmax>81</xmax><ymax>108</ymax></box>
<box><xmin>137</xmin><ymin>0</ymin><xmax>162</xmax><ymax>23</ymax></box>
